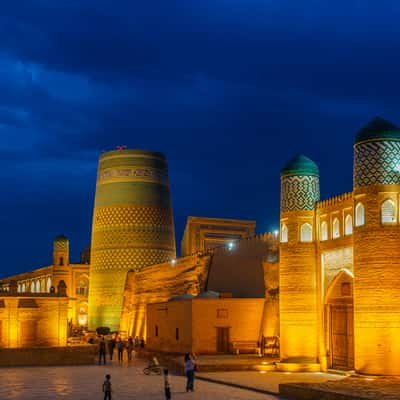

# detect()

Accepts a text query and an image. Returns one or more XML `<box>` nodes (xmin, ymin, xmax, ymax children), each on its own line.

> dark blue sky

<box><xmin>1</xmin><ymin>1</ymin><xmax>399</xmax><ymax>276</ymax></box>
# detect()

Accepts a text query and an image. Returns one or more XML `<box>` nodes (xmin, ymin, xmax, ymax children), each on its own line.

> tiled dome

<box><xmin>281</xmin><ymin>154</ymin><xmax>319</xmax><ymax>177</ymax></box>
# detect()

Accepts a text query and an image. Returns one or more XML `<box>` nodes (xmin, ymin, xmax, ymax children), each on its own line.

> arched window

<box><xmin>47</xmin><ymin>277</ymin><xmax>52</xmax><ymax>293</ymax></box>
<box><xmin>381</xmin><ymin>199</ymin><xmax>396</xmax><ymax>223</ymax></box>
<box><xmin>345</xmin><ymin>215</ymin><xmax>353</xmax><ymax>235</ymax></box>
<box><xmin>281</xmin><ymin>224</ymin><xmax>288</xmax><ymax>243</ymax></box>
<box><xmin>332</xmin><ymin>218</ymin><xmax>340</xmax><ymax>239</ymax></box>
<box><xmin>35</xmin><ymin>280</ymin><xmax>40</xmax><ymax>293</ymax></box>
<box><xmin>21</xmin><ymin>283</ymin><xmax>26</xmax><ymax>292</ymax></box>
<box><xmin>355</xmin><ymin>202</ymin><xmax>365</xmax><ymax>227</ymax></box>
<box><xmin>17</xmin><ymin>284</ymin><xmax>21</xmax><ymax>293</ymax></box>
<box><xmin>76</xmin><ymin>277</ymin><xmax>89</xmax><ymax>296</ymax></box>
<box><xmin>300</xmin><ymin>223</ymin><xmax>313</xmax><ymax>242</ymax></box>
<box><xmin>320</xmin><ymin>221</ymin><xmax>328</xmax><ymax>241</ymax></box>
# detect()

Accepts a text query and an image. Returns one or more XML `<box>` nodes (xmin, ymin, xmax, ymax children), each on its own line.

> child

<box><xmin>103</xmin><ymin>374</ymin><xmax>112</xmax><ymax>400</ymax></box>
<box><xmin>163</xmin><ymin>368</ymin><xmax>171</xmax><ymax>399</ymax></box>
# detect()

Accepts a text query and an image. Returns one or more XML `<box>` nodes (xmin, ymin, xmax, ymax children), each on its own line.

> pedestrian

<box><xmin>102</xmin><ymin>374</ymin><xmax>112</xmax><ymax>400</ymax></box>
<box><xmin>108</xmin><ymin>335</ymin><xmax>116</xmax><ymax>361</ymax></box>
<box><xmin>140</xmin><ymin>337</ymin><xmax>145</xmax><ymax>348</ymax></box>
<box><xmin>126</xmin><ymin>337</ymin><xmax>134</xmax><ymax>361</ymax></box>
<box><xmin>184</xmin><ymin>353</ymin><xmax>195</xmax><ymax>392</ymax></box>
<box><xmin>163</xmin><ymin>368</ymin><xmax>171</xmax><ymax>399</ymax></box>
<box><xmin>98</xmin><ymin>336</ymin><xmax>106</xmax><ymax>365</ymax></box>
<box><xmin>117</xmin><ymin>338</ymin><xmax>124</xmax><ymax>362</ymax></box>
<box><xmin>134</xmin><ymin>336</ymin><xmax>140</xmax><ymax>348</ymax></box>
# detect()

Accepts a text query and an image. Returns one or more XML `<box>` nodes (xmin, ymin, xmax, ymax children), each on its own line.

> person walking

<box><xmin>163</xmin><ymin>368</ymin><xmax>171</xmax><ymax>399</ymax></box>
<box><xmin>108</xmin><ymin>336</ymin><xmax>116</xmax><ymax>361</ymax></box>
<box><xmin>117</xmin><ymin>338</ymin><xmax>124</xmax><ymax>362</ymax></box>
<box><xmin>134</xmin><ymin>336</ymin><xmax>140</xmax><ymax>348</ymax></box>
<box><xmin>184</xmin><ymin>353</ymin><xmax>195</xmax><ymax>392</ymax></box>
<box><xmin>126</xmin><ymin>337</ymin><xmax>134</xmax><ymax>361</ymax></box>
<box><xmin>102</xmin><ymin>374</ymin><xmax>112</xmax><ymax>400</ymax></box>
<box><xmin>98</xmin><ymin>336</ymin><xmax>106</xmax><ymax>365</ymax></box>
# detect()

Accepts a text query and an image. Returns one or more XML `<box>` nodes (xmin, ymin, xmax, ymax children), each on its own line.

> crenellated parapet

<box><xmin>317</xmin><ymin>191</ymin><xmax>353</xmax><ymax>211</ymax></box>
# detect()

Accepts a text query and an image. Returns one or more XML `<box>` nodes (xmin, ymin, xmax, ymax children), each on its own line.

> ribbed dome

<box><xmin>281</xmin><ymin>154</ymin><xmax>319</xmax><ymax>177</ymax></box>
<box><xmin>355</xmin><ymin>117</ymin><xmax>400</xmax><ymax>144</ymax></box>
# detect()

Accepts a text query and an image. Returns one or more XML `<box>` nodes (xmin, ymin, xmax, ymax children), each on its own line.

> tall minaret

<box><xmin>88</xmin><ymin>149</ymin><xmax>176</xmax><ymax>331</ymax></box>
<box><xmin>279</xmin><ymin>154</ymin><xmax>320</xmax><ymax>367</ymax></box>
<box><xmin>353</xmin><ymin>117</ymin><xmax>400</xmax><ymax>375</ymax></box>
<box><xmin>53</xmin><ymin>234</ymin><xmax>69</xmax><ymax>267</ymax></box>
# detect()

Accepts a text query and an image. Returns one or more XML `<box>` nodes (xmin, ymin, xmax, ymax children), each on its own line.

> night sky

<box><xmin>1</xmin><ymin>1</ymin><xmax>399</xmax><ymax>277</ymax></box>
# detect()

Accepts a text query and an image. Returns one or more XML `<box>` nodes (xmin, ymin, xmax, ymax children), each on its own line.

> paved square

<box><xmin>1</xmin><ymin>358</ymin><xmax>280</xmax><ymax>399</ymax></box>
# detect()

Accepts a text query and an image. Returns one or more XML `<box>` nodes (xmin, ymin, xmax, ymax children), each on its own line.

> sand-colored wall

<box><xmin>191</xmin><ymin>298</ymin><xmax>264</xmax><ymax>353</ymax></box>
<box><xmin>146</xmin><ymin>298</ymin><xmax>264</xmax><ymax>354</ymax></box>
<box><xmin>120</xmin><ymin>254</ymin><xmax>210</xmax><ymax>338</ymax></box>
<box><xmin>0</xmin><ymin>295</ymin><xmax>68</xmax><ymax>348</ymax></box>
<box><xmin>147</xmin><ymin>300</ymin><xmax>193</xmax><ymax>353</ymax></box>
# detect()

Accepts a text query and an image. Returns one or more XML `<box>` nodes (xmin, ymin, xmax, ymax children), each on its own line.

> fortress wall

<box><xmin>121</xmin><ymin>233</ymin><xmax>280</xmax><ymax>342</ymax></box>
<box><xmin>317</xmin><ymin>191</ymin><xmax>353</xmax><ymax>250</ymax></box>
<box><xmin>0</xmin><ymin>295</ymin><xmax>68</xmax><ymax>348</ymax></box>
<box><xmin>120</xmin><ymin>254</ymin><xmax>210</xmax><ymax>338</ymax></box>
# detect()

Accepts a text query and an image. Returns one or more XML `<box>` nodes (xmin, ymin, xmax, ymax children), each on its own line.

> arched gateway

<box><xmin>325</xmin><ymin>270</ymin><xmax>354</xmax><ymax>370</ymax></box>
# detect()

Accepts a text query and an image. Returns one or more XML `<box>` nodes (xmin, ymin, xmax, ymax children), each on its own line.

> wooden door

<box><xmin>331</xmin><ymin>305</ymin><xmax>354</xmax><ymax>369</ymax></box>
<box><xmin>20</xmin><ymin>320</ymin><xmax>38</xmax><ymax>347</ymax></box>
<box><xmin>216</xmin><ymin>327</ymin><xmax>230</xmax><ymax>353</ymax></box>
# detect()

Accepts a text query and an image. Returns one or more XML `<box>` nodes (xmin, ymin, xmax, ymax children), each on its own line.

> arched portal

<box><xmin>325</xmin><ymin>269</ymin><xmax>354</xmax><ymax>370</ymax></box>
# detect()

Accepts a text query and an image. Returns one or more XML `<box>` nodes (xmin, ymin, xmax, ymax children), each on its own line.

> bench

<box><xmin>230</xmin><ymin>341</ymin><xmax>260</xmax><ymax>355</ymax></box>
<box><xmin>68</xmin><ymin>336</ymin><xmax>83</xmax><ymax>345</ymax></box>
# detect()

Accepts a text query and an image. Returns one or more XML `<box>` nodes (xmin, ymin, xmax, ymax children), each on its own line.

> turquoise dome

<box><xmin>281</xmin><ymin>154</ymin><xmax>319</xmax><ymax>177</ymax></box>
<box><xmin>54</xmin><ymin>234</ymin><xmax>68</xmax><ymax>242</ymax></box>
<box><xmin>355</xmin><ymin>117</ymin><xmax>400</xmax><ymax>144</ymax></box>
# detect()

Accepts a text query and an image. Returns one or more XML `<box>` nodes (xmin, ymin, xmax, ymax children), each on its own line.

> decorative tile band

<box><xmin>281</xmin><ymin>175</ymin><xmax>320</xmax><ymax>212</ymax></box>
<box><xmin>97</xmin><ymin>167</ymin><xmax>168</xmax><ymax>186</ymax></box>
<box><xmin>354</xmin><ymin>141</ymin><xmax>400</xmax><ymax>187</ymax></box>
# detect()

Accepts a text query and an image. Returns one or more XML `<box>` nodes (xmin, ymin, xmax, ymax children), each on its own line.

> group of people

<box><xmin>161</xmin><ymin>353</ymin><xmax>197</xmax><ymax>398</ymax></box>
<box><xmin>98</xmin><ymin>335</ymin><xmax>145</xmax><ymax>365</ymax></box>
<box><xmin>102</xmin><ymin>353</ymin><xmax>197</xmax><ymax>399</ymax></box>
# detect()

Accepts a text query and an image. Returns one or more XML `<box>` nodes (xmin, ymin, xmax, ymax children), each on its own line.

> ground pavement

<box><xmin>1</xmin><ymin>357</ymin><xmax>280</xmax><ymax>400</ymax></box>
<box><xmin>196</xmin><ymin>370</ymin><xmax>344</xmax><ymax>395</ymax></box>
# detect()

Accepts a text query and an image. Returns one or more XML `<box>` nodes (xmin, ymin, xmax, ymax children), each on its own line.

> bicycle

<box><xmin>143</xmin><ymin>364</ymin><xmax>162</xmax><ymax>375</ymax></box>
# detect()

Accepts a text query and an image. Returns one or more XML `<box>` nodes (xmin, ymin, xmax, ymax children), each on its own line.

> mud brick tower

<box><xmin>88</xmin><ymin>149</ymin><xmax>176</xmax><ymax>330</ymax></box>
<box><xmin>279</xmin><ymin>154</ymin><xmax>320</xmax><ymax>365</ymax></box>
<box><xmin>353</xmin><ymin>118</ymin><xmax>400</xmax><ymax>375</ymax></box>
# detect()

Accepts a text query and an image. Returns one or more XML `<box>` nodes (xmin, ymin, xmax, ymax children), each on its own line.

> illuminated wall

<box><xmin>0</xmin><ymin>236</ymin><xmax>90</xmax><ymax>328</ymax></box>
<box><xmin>353</xmin><ymin>118</ymin><xmax>400</xmax><ymax>375</ymax></box>
<box><xmin>147</xmin><ymin>298</ymin><xmax>265</xmax><ymax>354</ymax></box>
<box><xmin>88</xmin><ymin>149</ymin><xmax>176</xmax><ymax>331</ymax></box>
<box><xmin>0</xmin><ymin>294</ymin><xmax>68</xmax><ymax>348</ymax></box>
<box><xmin>120</xmin><ymin>254</ymin><xmax>210</xmax><ymax>338</ymax></box>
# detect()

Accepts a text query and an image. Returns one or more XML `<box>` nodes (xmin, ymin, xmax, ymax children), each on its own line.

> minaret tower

<box><xmin>353</xmin><ymin>117</ymin><xmax>400</xmax><ymax>375</ymax></box>
<box><xmin>88</xmin><ymin>149</ymin><xmax>176</xmax><ymax>331</ymax></box>
<box><xmin>52</xmin><ymin>234</ymin><xmax>70</xmax><ymax>296</ymax></box>
<box><xmin>279</xmin><ymin>154</ymin><xmax>320</xmax><ymax>368</ymax></box>
<box><xmin>53</xmin><ymin>234</ymin><xmax>69</xmax><ymax>267</ymax></box>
